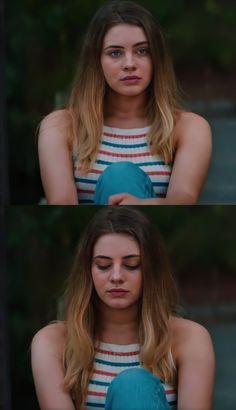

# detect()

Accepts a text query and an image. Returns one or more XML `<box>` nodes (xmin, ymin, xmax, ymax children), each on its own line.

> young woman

<box><xmin>31</xmin><ymin>207</ymin><xmax>215</xmax><ymax>410</ymax></box>
<box><xmin>38</xmin><ymin>1</ymin><xmax>212</xmax><ymax>205</ymax></box>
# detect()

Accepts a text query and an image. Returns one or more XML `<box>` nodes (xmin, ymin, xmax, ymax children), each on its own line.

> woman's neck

<box><xmin>96</xmin><ymin>305</ymin><xmax>140</xmax><ymax>345</ymax></box>
<box><xmin>104</xmin><ymin>90</ymin><xmax>149</xmax><ymax>128</ymax></box>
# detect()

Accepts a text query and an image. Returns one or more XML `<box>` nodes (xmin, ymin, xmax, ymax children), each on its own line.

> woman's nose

<box><xmin>123</xmin><ymin>53</ymin><xmax>136</xmax><ymax>71</ymax></box>
<box><xmin>110</xmin><ymin>264</ymin><xmax>124</xmax><ymax>282</ymax></box>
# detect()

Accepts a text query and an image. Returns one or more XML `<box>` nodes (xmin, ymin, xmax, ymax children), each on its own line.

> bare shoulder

<box><xmin>31</xmin><ymin>321</ymin><xmax>66</xmax><ymax>356</ymax></box>
<box><xmin>175</xmin><ymin>111</ymin><xmax>211</xmax><ymax>130</ymax></box>
<box><xmin>174</xmin><ymin>111</ymin><xmax>212</xmax><ymax>145</ymax></box>
<box><xmin>39</xmin><ymin>109</ymin><xmax>73</xmax><ymax>147</ymax></box>
<box><xmin>170</xmin><ymin>316</ymin><xmax>214</xmax><ymax>363</ymax></box>
<box><xmin>40</xmin><ymin>109</ymin><xmax>72</xmax><ymax>129</ymax></box>
<box><xmin>170</xmin><ymin>316</ymin><xmax>211</xmax><ymax>341</ymax></box>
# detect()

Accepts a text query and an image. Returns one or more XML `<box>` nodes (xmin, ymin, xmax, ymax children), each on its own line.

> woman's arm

<box><xmin>31</xmin><ymin>323</ymin><xmax>75</xmax><ymax>410</ymax></box>
<box><xmin>172</xmin><ymin>318</ymin><xmax>215</xmax><ymax>410</ymax></box>
<box><xmin>38</xmin><ymin>109</ymin><xmax>78</xmax><ymax>204</ymax></box>
<box><xmin>109</xmin><ymin>112</ymin><xmax>212</xmax><ymax>205</ymax></box>
<box><xmin>159</xmin><ymin>112</ymin><xmax>212</xmax><ymax>204</ymax></box>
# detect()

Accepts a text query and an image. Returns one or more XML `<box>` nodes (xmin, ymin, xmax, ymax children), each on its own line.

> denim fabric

<box><xmin>94</xmin><ymin>162</ymin><xmax>156</xmax><ymax>205</ymax></box>
<box><xmin>105</xmin><ymin>368</ymin><xmax>170</xmax><ymax>410</ymax></box>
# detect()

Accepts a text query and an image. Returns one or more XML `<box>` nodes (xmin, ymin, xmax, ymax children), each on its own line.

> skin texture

<box><xmin>92</xmin><ymin>233</ymin><xmax>142</xmax><ymax>314</ymax></box>
<box><xmin>31</xmin><ymin>233</ymin><xmax>215</xmax><ymax>409</ymax></box>
<box><xmin>38</xmin><ymin>23</ymin><xmax>212</xmax><ymax>205</ymax></box>
<box><xmin>101</xmin><ymin>24</ymin><xmax>153</xmax><ymax>100</ymax></box>
<box><xmin>31</xmin><ymin>320</ymin><xmax>215</xmax><ymax>410</ymax></box>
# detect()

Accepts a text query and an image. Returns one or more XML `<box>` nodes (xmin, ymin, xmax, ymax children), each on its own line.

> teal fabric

<box><xmin>94</xmin><ymin>162</ymin><xmax>156</xmax><ymax>205</ymax></box>
<box><xmin>105</xmin><ymin>368</ymin><xmax>170</xmax><ymax>410</ymax></box>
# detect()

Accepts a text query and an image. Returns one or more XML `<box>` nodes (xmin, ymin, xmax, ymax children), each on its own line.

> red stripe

<box><xmin>78</xmin><ymin>189</ymin><xmax>94</xmax><ymax>194</ymax></box>
<box><xmin>165</xmin><ymin>389</ymin><xmax>176</xmax><ymax>395</ymax></box>
<box><xmin>147</xmin><ymin>171</ymin><xmax>171</xmax><ymax>176</ymax></box>
<box><xmin>96</xmin><ymin>347</ymin><xmax>139</xmax><ymax>356</ymax></box>
<box><xmin>90</xmin><ymin>169</ymin><xmax>102</xmax><ymax>174</ymax></box>
<box><xmin>87</xmin><ymin>391</ymin><xmax>106</xmax><ymax>397</ymax></box>
<box><xmin>99</xmin><ymin>150</ymin><xmax>150</xmax><ymax>158</ymax></box>
<box><xmin>104</xmin><ymin>132</ymin><xmax>147</xmax><ymax>139</ymax></box>
<box><xmin>93</xmin><ymin>369</ymin><xmax>118</xmax><ymax>377</ymax></box>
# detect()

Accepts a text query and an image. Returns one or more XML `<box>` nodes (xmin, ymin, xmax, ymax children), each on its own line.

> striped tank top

<box><xmin>73</xmin><ymin>125</ymin><xmax>172</xmax><ymax>204</ymax></box>
<box><xmin>85</xmin><ymin>341</ymin><xmax>177</xmax><ymax>409</ymax></box>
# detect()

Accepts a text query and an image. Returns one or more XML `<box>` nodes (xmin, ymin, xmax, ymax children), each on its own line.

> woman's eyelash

<box><xmin>124</xmin><ymin>264</ymin><xmax>140</xmax><ymax>270</ymax></box>
<box><xmin>137</xmin><ymin>47</ymin><xmax>149</xmax><ymax>55</ymax></box>
<box><xmin>107</xmin><ymin>48</ymin><xmax>149</xmax><ymax>57</ymax></box>
<box><xmin>108</xmin><ymin>50</ymin><xmax>122</xmax><ymax>57</ymax></box>
<box><xmin>96</xmin><ymin>263</ymin><xmax>140</xmax><ymax>270</ymax></box>
<box><xmin>96</xmin><ymin>264</ymin><xmax>112</xmax><ymax>270</ymax></box>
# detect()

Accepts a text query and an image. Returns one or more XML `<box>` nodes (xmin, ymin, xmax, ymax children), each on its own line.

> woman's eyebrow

<box><xmin>104</xmin><ymin>41</ymin><xmax>148</xmax><ymax>50</ymax></box>
<box><xmin>93</xmin><ymin>256</ymin><xmax>112</xmax><ymax>260</ymax></box>
<box><xmin>93</xmin><ymin>254</ymin><xmax>140</xmax><ymax>259</ymax></box>
<box><xmin>123</xmin><ymin>255</ymin><xmax>141</xmax><ymax>259</ymax></box>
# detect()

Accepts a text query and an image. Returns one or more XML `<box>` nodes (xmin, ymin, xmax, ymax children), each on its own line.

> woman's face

<box><xmin>100</xmin><ymin>23</ymin><xmax>153</xmax><ymax>98</ymax></box>
<box><xmin>91</xmin><ymin>233</ymin><xmax>142</xmax><ymax>311</ymax></box>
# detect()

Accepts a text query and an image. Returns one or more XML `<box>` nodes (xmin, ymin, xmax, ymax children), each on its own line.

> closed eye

<box><xmin>123</xmin><ymin>263</ymin><xmax>141</xmax><ymax>270</ymax></box>
<box><xmin>96</xmin><ymin>264</ymin><xmax>112</xmax><ymax>270</ymax></box>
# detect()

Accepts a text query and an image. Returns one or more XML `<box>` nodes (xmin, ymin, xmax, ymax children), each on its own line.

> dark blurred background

<box><xmin>6</xmin><ymin>0</ymin><xmax>236</xmax><ymax>204</ymax></box>
<box><xmin>5</xmin><ymin>206</ymin><xmax>236</xmax><ymax>409</ymax></box>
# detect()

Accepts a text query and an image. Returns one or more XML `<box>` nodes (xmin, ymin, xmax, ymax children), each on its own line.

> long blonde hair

<box><xmin>62</xmin><ymin>207</ymin><xmax>179</xmax><ymax>407</ymax></box>
<box><xmin>67</xmin><ymin>0</ymin><xmax>182</xmax><ymax>173</ymax></box>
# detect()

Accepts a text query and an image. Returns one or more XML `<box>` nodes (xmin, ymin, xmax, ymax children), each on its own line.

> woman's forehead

<box><xmin>93</xmin><ymin>233</ymin><xmax>140</xmax><ymax>257</ymax></box>
<box><xmin>102</xmin><ymin>23</ymin><xmax>148</xmax><ymax>48</ymax></box>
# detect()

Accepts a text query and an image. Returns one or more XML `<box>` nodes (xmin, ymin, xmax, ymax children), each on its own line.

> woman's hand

<box><xmin>108</xmin><ymin>193</ymin><xmax>153</xmax><ymax>205</ymax></box>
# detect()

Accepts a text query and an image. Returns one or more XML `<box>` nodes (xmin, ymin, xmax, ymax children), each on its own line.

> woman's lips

<box><xmin>108</xmin><ymin>289</ymin><xmax>129</xmax><ymax>297</ymax></box>
<box><xmin>120</xmin><ymin>76</ymin><xmax>141</xmax><ymax>85</ymax></box>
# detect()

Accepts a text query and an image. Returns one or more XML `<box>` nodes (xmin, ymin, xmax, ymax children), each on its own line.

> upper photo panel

<box><xmin>7</xmin><ymin>0</ymin><xmax>236</xmax><ymax>204</ymax></box>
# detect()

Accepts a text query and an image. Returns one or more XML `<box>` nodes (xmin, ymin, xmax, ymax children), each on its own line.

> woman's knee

<box><xmin>109</xmin><ymin>367</ymin><xmax>163</xmax><ymax>393</ymax></box>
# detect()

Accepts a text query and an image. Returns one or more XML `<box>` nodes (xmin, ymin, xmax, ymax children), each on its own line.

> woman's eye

<box><xmin>137</xmin><ymin>48</ymin><xmax>149</xmax><ymax>55</ymax></box>
<box><xmin>123</xmin><ymin>264</ymin><xmax>140</xmax><ymax>270</ymax></box>
<box><xmin>109</xmin><ymin>50</ymin><xmax>122</xmax><ymax>58</ymax></box>
<box><xmin>96</xmin><ymin>264</ymin><xmax>111</xmax><ymax>271</ymax></box>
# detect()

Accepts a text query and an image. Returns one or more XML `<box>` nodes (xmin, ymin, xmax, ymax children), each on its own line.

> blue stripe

<box><xmin>102</xmin><ymin>141</ymin><xmax>147</xmax><ymax>149</ymax></box>
<box><xmin>79</xmin><ymin>201</ymin><xmax>94</xmax><ymax>204</ymax></box>
<box><xmin>138</xmin><ymin>161</ymin><xmax>167</xmax><ymax>166</ymax></box>
<box><xmin>95</xmin><ymin>358</ymin><xmax>140</xmax><ymax>367</ymax></box>
<box><xmin>75</xmin><ymin>178</ymin><xmax>97</xmax><ymax>184</ymax></box>
<box><xmin>169</xmin><ymin>400</ymin><xmax>177</xmax><ymax>406</ymax></box>
<box><xmin>96</xmin><ymin>159</ymin><xmax>115</xmax><ymax>166</ymax></box>
<box><xmin>152</xmin><ymin>182</ymin><xmax>169</xmax><ymax>187</ymax></box>
<box><xmin>96</xmin><ymin>159</ymin><xmax>167</xmax><ymax>166</ymax></box>
<box><xmin>85</xmin><ymin>403</ymin><xmax>104</xmax><ymax>408</ymax></box>
<box><xmin>89</xmin><ymin>379</ymin><xmax>110</xmax><ymax>387</ymax></box>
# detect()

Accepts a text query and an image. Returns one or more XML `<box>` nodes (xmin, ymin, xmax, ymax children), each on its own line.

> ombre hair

<box><xmin>67</xmin><ymin>0</ymin><xmax>182</xmax><ymax>173</ymax></box>
<box><xmin>62</xmin><ymin>206</ymin><xmax>179</xmax><ymax>407</ymax></box>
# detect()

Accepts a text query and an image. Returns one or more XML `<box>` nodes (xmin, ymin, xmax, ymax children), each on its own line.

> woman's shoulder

<box><xmin>170</xmin><ymin>316</ymin><xmax>213</xmax><ymax>361</ymax></box>
<box><xmin>174</xmin><ymin>110</ymin><xmax>212</xmax><ymax>144</ymax></box>
<box><xmin>31</xmin><ymin>321</ymin><xmax>66</xmax><ymax>355</ymax></box>
<box><xmin>40</xmin><ymin>109</ymin><xmax>72</xmax><ymax>128</ymax></box>
<box><xmin>39</xmin><ymin>109</ymin><xmax>73</xmax><ymax>146</ymax></box>
<box><xmin>170</xmin><ymin>316</ymin><xmax>210</xmax><ymax>337</ymax></box>
<box><xmin>175</xmin><ymin>110</ymin><xmax>210</xmax><ymax>127</ymax></box>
